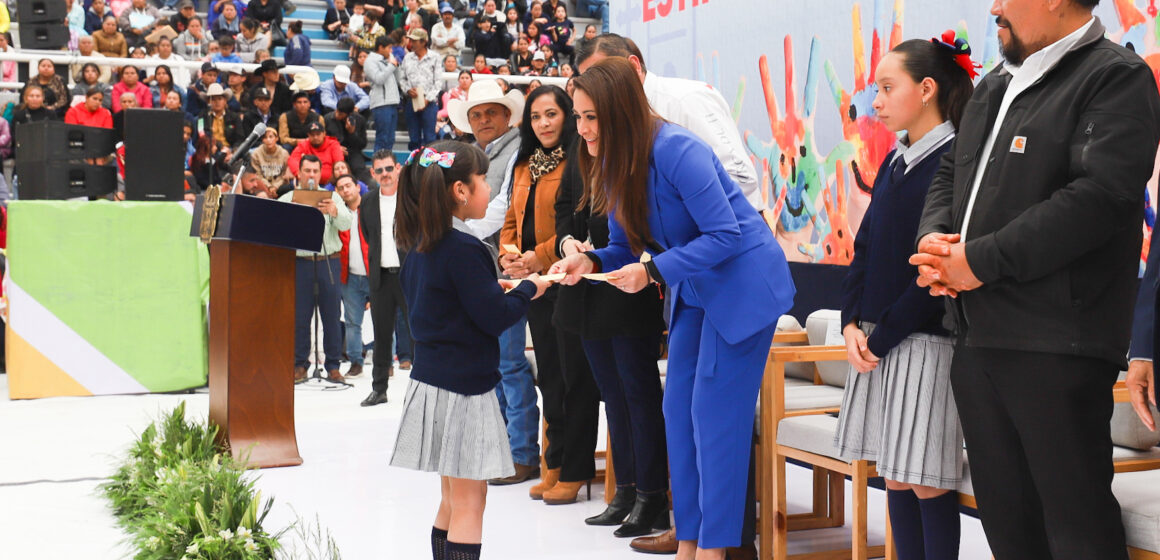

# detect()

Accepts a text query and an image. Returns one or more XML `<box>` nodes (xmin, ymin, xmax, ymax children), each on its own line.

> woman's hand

<box><xmin>499</xmin><ymin>252</ymin><xmax>526</xmax><ymax>278</ymax></box>
<box><xmin>548</xmin><ymin>253</ymin><xmax>594</xmax><ymax>285</ymax></box>
<box><xmin>607</xmin><ymin>263</ymin><xmax>649</xmax><ymax>293</ymax></box>
<box><xmin>560</xmin><ymin>238</ymin><xmax>590</xmax><ymax>257</ymax></box>
<box><xmin>517</xmin><ymin>250</ymin><xmax>544</xmax><ymax>275</ymax></box>
<box><xmin>842</xmin><ymin>323</ymin><xmax>879</xmax><ymax>373</ymax></box>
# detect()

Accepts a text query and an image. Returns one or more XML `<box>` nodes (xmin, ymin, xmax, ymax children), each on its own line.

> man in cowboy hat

<box><xmin>197</xmin><ymin>82</ymin><xmax>244</xmax><ymax>149</ymax></box>
<box><xmin>397</xmin><ymin>27</ymin><xmax>443</xmax><ymax>150</ymax></box>
<box><xmin>446</xmin><ymin>77</ymin><xmax>540</xmax><ymax>485</ymax></box>
<box><xmin>249</xmin><ymin>58</ymin><xmax>291</xmax><ymax>114</ymax></box>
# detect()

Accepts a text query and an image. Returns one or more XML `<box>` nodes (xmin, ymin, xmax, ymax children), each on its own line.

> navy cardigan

<box><xmin>402</xmin><ymin>227</ymin><xmax>537</xmax><ymax>395</ymax></box>
<box><xmin>841</xmin><ymin>144</ymin><xmax>951</xmax><ymax>357</ymax></box>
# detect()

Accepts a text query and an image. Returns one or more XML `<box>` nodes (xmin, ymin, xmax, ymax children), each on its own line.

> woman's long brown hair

<box><xmin>572</xmin><ymin>57</ymin><xmax>659</xmax><ymax>255</ymax></box>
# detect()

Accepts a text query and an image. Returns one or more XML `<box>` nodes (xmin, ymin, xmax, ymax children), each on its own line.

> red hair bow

<box><xmin>932</xmin><ymin>29</ymin><xmax>982</xmax><ymax>80</ymax></box>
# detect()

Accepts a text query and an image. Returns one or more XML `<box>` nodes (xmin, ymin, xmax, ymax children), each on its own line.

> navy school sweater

<box><xmin>401</xmin><ymin>224</ymin><xmax>537</xmax><ymax>395</ymax></box>
<box><xmin>841</xmin><ymin>143</ymin><xmax>952</xmax><ymax>358</ymax></box>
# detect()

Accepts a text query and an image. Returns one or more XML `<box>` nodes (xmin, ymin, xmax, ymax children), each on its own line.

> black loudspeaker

<box><xmin>17</xmin><ymin>0</ymin><xmax>67</xmax><ymax>22</ymax></box>
<box><xmin>17</xmin><ymin>0</ymin><xmax>68</xmax><ymax>50</ymax></box>
<box><xmin>15</xmin><ymin>121</ymin><xmax>116</xmax><ymax>160</ymax></box>
<box><xmin>123</xmin><ymin>109</ymin><xmax>185</xmax><ymax>201</ymax></box>
<box><xmin>19</xmin><ymin>25</ymin><xmax>69</xmax><ymax>50</ymax></box>
<box><xmin>15</xmin><ymin>161</ymin><xmax>117</xmax><ymax>200</ymax></box>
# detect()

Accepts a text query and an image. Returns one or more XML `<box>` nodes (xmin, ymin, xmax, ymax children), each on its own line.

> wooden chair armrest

<box><xmin>773</xmin><ymin>330</ymin><xmax>809</xmax><ymax>344</ymax></box>
<box><xmin>769</xmin><ymin>344</ymin><xmax>848</xmax><ymax>363</ymax></box>
<box><xmin>1114</xmin><ymin>380</ymin><xmax>1129</xmax><ymax>404</ymax></box>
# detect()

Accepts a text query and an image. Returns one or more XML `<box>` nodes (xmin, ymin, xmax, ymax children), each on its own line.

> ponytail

<box><xmin>891</xmin><ymin>33</ymin><xmax>977</xmax><ymax>130</ymax></box>
<box><xmin>395</xmin><ymin>140</ymin><xmax>490</xmax><ymax>253</ymax></box>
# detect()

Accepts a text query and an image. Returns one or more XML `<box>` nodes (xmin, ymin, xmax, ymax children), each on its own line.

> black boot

<box><xmin>614</xmin><ymin>491</ymin><xmax>671</xmax><ymax>538</ymax></box>
<box><xmin>585</xmin><ymin>487</ymin><xmax>636</xmax><ymax>526</ymax></box>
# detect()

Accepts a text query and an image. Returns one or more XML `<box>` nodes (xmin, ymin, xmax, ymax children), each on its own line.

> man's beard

<box><xmin>998</xmin><ymin>17</ymin><xmax>1030</xmax><ymax>65</ymax></box>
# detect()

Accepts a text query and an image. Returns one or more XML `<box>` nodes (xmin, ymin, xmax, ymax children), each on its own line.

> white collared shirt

<box><xmin>890</xmin><ymin>121</ymin><xmax>956</xmax><ymax>173</ymax></box>
<box><xmin>349</xmin><ymin>209</ymin><xmax>367</xmax><ymax>276</ymax></box>
<box><xmin>642</xmin><ymin>71</ymin><xmax>763</xmax><ymax>210</ymax></box>
<box><xmin>379</xmin><ymin>191</ymin><xmax>400</xmax><ymax>268</ymax></box>
<box><xmin>960</xmin><ymin>17</ymin><xmax>1095</xmax><ymax>239</ymax></box>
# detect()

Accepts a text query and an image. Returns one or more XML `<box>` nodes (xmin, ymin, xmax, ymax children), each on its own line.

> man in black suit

<box><xmin>910</xmin><ymin>1</ymin><xmax>1160</xmax><ymax>558</ymax></box>
<box><xmin>356</xmin><ymin>149</ymin><xmax>408</xmax><ymax>406</ymax></box>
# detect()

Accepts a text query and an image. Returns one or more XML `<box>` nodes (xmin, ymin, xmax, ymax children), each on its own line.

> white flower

<box><xmin>244</xmin><ymin>538</ymin><xmax>258</xmax><ymax>552</ymax></box>
<box><xmin>219</xmin><ymin>529</ymin><xmax>234</xmax><ymax>540</ymax></box>
<box><xmin>235</xmin><ymin>526</ymin><xmax>252</xmax><ymax>539</ymax></box>
<box><xmin>146</xmin><ymin>536</ymin><xmax>161</xmax><ymax>550</ymax></box>
<box><xmin>186</xmin><ymin>542</ymin><xmax>199</xmax><ymax>554</ymax></box>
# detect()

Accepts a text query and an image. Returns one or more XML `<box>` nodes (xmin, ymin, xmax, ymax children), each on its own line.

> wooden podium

<box><xmin>191</xmin><ymin>193</ymin><xmax>324</xmax><ymax>468</ymax></box>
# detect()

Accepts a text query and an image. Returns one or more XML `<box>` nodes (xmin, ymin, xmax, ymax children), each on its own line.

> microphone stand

<box><xmin>296</xmin><ymin>179</ymin><xmax>351</xmax><ymax>392</ymax></box>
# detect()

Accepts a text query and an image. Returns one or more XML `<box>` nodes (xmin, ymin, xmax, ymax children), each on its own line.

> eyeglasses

<box><xmin>374</xmin><ymin>165</ymin><xmax>395</xmax><ymax>174</ymax></box>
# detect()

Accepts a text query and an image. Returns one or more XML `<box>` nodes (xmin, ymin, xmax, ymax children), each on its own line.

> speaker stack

<box><xmin>15</xmin><ymin>121</ymin><xmax>117</xmax><ymax>199</ymax></box>
<box><xmin>17</xmin><ymin>0</ymin><xmax>69</xmax><ymax>50</ymax></box>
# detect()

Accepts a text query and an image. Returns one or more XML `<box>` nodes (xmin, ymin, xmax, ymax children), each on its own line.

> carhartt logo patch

<box><xmin>1010</xmin><ymin>136</ymin><xmax>1027</xmax><ymax>154</ymax></box>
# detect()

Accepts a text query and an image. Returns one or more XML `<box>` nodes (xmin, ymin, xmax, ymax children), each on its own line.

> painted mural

<box><xmin>612</xmin><ymin>0</ymin><xmax>1160</xmax><ymax>269</ymax></box>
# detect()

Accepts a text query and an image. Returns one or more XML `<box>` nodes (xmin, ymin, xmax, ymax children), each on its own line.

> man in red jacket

<box><xmin>336</xmin><ymin>173</ymin><xmax>370</xmax><ymax>378</ymax></box>
<box><xmin>64</xmin><ymin>88</ymin><xmax>113</xmax><ymax>128</ymax></box>
<box><xmin>288</xmin><ymin>121</ymin><xmax>344</xmax><ymax>186</ymax></box>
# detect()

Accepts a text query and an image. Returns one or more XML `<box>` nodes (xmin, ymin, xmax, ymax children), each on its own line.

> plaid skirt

<box><xmin>389</xmin><ymin>378</ymin><xmax>516</xmax><ymax>480</ymax></box>
<box><xmin>832</xmin><ymin>324</ymin><xmax>964</xmax><ymax>490</ymax></box>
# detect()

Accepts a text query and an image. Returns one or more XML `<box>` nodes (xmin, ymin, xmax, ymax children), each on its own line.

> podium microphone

<box><xmin>228</xmin><ymin>122</ymin><xmax>267</xmax><ymax>165</ymax></box>
<box><xmin>307</xmin><ymin>178</ymin><xmax>317</xmax><ymax>190</ymax></box>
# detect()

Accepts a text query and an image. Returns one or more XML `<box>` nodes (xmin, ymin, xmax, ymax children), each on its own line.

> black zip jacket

<box><xmin>916</xmin><ymin>17</ymin><xmax>1160</xmax><ymax>367</ymax></box>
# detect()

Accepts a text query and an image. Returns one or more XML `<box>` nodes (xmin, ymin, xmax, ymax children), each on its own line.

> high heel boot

<box><xmin>585</xmin><ymin>487</ymin><xmax>636</xmax><ymax>526</ymax></box>
<box><xmin>614</xmin><ymin>492</ymin><xmax>671</xmax><ymax>538</ymax></box>
<box><xmin>542</xmin><ymin>479</ymin><xmax>591</xmax><ymax>505</ymax></box>
<box><xmin>529</xmin><ymin>467</ymin><xmax>560</xmax><ymax>500</ymax></box>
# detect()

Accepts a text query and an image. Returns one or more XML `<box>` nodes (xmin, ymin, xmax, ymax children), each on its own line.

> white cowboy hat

<box><xmin>289</xmin><ymin>69</ymin><xmax>321</xmax><ymax>92</ymax></box>
<box><xmin>447</xmin><ymin>79</ymin><xmax>525</xmax><ymax>135</ymax></box>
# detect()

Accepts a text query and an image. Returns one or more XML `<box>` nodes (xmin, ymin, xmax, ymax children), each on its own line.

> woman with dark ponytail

<box><xmin>832</xmin><ymin>30</ymin><xmax>976</xmax><ymax>560</ymax></box>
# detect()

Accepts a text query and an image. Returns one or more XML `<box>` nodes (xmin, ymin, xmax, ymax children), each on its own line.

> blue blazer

<box><xmin>592</xmin><ymin>123</ymin><xmax>795</xmax><ymax>344</ymax></box>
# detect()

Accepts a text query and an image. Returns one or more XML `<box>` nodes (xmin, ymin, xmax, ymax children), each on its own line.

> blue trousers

<box><xmin>583</xmin><ymin>334</ymin><xmax>668</xmax><ymax>494</ymax></box>
<box><xmin>494</xmin><ymin>316</ymin><xmax>540</xmax><ymax>466</ymax></box>
<box><xmin>665</xmin><ymin>289</ymin><xmax>776</xmax><ymax>548</ymax></box>
<box><xmin>371</xmin><ymin>104</ymin><xmax>398</xmax><ymax>153</ymax></box>
<box><xmin>341</xmin><ymin>273</ymin><xmax>371</xmax><ymax>366</ymax></box>
<box><xmin>295</xmin><ymin>256</ymin><xmax>344</xmax><ymax>372</ymax></box>
<box><xmin>402</xmin><ymin>99</ymin><xmax>437</xmax><ymax>151</ymax></box>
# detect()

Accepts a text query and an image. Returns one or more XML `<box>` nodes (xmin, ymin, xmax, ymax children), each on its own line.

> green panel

<box><xmin>8</xmin><ymin>201</ymin><xmax>210</xmax><ymax>392</ymax></box>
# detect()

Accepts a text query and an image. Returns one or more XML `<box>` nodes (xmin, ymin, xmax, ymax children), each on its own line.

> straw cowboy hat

<box><xmin>290</xmin><ymin>69</ymin><xmax>321</xmax><ymax>92</ymax></box>
<box><xmin>447</xmin><ymin>80</ymin><xmax>525</xmax><ymax>135</ymax></box>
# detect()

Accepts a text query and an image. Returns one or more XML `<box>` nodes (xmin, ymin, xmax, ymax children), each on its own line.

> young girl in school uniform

<box><xmin>833</xmin><ymin>32</ymin><xmax>976</xmax><ymax>560</ymax></box>
<box><xmin>389</xmin><ymin>140</ymin><xmax>550</xmax><ymax>560</ymax></box>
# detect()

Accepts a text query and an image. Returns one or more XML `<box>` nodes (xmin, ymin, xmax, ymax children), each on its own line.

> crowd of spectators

<box><xmin>0</xmin><ymin>0</ymin><xmax>599</xmax><ymax>201</ymax></box>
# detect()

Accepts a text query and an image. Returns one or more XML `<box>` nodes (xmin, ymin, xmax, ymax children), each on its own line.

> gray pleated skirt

<box><xmin>832</xmin><ymin>324</ymin><xmax>964</xmax><ymax>490</ymax></box>
<box><xmin>389</xmin><ymin>379</ymin><xmax>516</xmax><ymax>481</ymax></box>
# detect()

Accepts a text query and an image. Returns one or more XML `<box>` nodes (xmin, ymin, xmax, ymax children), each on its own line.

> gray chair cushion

<box><xmin>785</xmin><ymin>384</ymin><xmax>846</xmax><ymax>411</ymax></box>
<box><xmin>776</xmin><ymin>414</ymin><xmax>843</xmax><ymax>461</ymax></box>
<box><xmin>805</xmin><ymin>309</ymin><xmax>848</xmax><ymax>387</ymax></box>
<box><xmin>776</xmin><ymin>315</ymin><xmax>815</xmax><ymax>381</ymax></box>
<box><xmin>1113</xmin><ymin>470</ymin><xmax>1160</xmax><ymax>553</ymax></box>
<box><xmin>1111</xmin><ymin>372</ymin><xmax>1160</xmax><ymax>450</ymax></box>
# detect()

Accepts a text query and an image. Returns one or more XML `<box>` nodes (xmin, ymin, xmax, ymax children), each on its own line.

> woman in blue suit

<box><xmin>550</xmin><ymin>58</ymin><xmax>795</xmax><ymax>558</ymax></box>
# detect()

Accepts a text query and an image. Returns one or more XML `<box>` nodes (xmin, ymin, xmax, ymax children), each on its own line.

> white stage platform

<box><xmin>0</xmin><ymin>368</ymin><xmax>991</xmax><ymax>559</ymax></box>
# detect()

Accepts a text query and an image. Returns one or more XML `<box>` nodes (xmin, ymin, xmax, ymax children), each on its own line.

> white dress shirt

<box><xmin>379</xmin><ymin>191</ymin><xmax>401</xmax><ymax>268</ymax></box>
<box><xmin>643</xmin><ymin>71</ymin><xmax>763</xmax><ymax>210</ymax></box>
<box><xmin>890</xmin><ymin>121</ymin><xmax>956</xmax><ymax>173</ymax></box>
<box><xmin>349</xmin><ymin>210</ymin><xmax>367</xmax><ymax>276</ymax></box>
<box><xmin>960</xmin><ymin>17</ymin><xmax>1095</xmax><ymax>239</ymax></box>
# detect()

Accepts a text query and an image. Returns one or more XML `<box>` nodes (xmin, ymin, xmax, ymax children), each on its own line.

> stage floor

<box><xmin>0</xmin><ymin>366</ymin><xmax>992</xmax><ymax>559</ymax></box>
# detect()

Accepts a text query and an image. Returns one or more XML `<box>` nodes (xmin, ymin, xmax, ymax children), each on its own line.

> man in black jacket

<box><xmin>911</xmin><ymin>1</ymin><xmax>1160</xmax><ymax>558</ymax></box>
<box><xmin>356</xmin><ymin>149</ymin><xmax>407</xmax><ymax>406</ymax></box>
<box><xmin>323</xmin><ymin>97</ymin><xmax>370</xmax><ymax>183</ymax></box>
